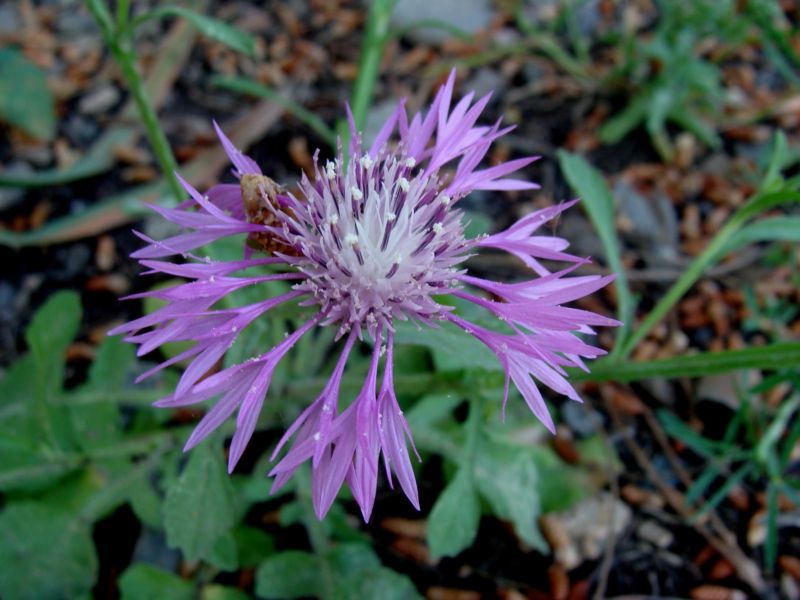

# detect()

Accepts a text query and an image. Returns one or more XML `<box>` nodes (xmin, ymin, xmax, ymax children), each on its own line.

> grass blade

<box><xmin>573</xmin><ymin>342</ymin><xmax>800</xmax><ymax>383</ymax></box>
<box><xmin>557</xmin><ymin>150</ymin><xmax>635</xmax><ymax>356</ymax></box>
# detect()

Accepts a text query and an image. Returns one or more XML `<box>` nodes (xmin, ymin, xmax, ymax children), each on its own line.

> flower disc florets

<box><xmin>274</xmin><ymin>149</ymin><xmax>468</xmax><ymax>339</ymax></box>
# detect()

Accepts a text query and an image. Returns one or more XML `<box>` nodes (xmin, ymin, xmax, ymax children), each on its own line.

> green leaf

<box><xmin>163</xmin><ymin>440</ymin><xmax>238</xmax><ymax>562</ymax></box>
<box><xmin>462</xmin><ymin>209</ymin><xmax>493</xmax><ymax>238</ymax></box>
<box><xmin>720</xmin><ymin>216</ymin><xmax>800</xmax><ymax>255</ymax></box>
<box><xmin>0</xmin><ymin>127</ymin><xmax>135</xmax><ymax>188</ymax></box>
<box><xmin>426</xmin><ymin>470</ymin><xmax>480</xmax><ymax>558</ymax></box>
<box><xmin>119</xmin><ymin>564</ymin><xmax>194</xmax><ymax>600</ymax></box>
<box><xmin>202</xmin><ymin>584</ymin><xmax>252</xmax><ymax>600</ymax></box>
<box><xmin>206</xmin><ymin>530</ymin><xmax>239</xmax><ymax>571</ymax></box>
<box><xmin>658</xmin><ymin>409</ymin><xmax>727</xmax><ymax>458</ymax></box>
<box><xmin>529</xmin><ymin>446</ymin><xmax>592</xmax><ymax>513</ymax></box>
<box><xmin>128</xmin><ymin>474</ymin><xmax>163</xmax><ymax>529</ymax></box>
<box><xmin>139</xmin><ymin>6</ymin><xmax>256</xmax><ymax>55</ymax></box>
<box><xmin>0</xmin><ymin>502</ymin><xmax>97</xmax><ymax>600</ymax></box>
<box><xmin>557</xmin><ymin>151</ymin><xmax>634</xmax><ymax>350</ymax></box>
<box><xmin>25</xmin><ymin>290</ymin><xmax>81</xmax><ymax>394</ymax></box>
<box><xmin>0</xmin><ymin>48</ymin><xmax>56</xmax><ymax>140</ymax></box>
<box><xmin>406</xmin><ymin>392</ymin><xmax>462</xmax><ymax>429</ymax></box>
<box><xmin>765</xmin><ymin>482</ymin><xmax>778</xmax><ymax>572</ymax></box>
<box><xmin>579</xmin><ymin>342</ymin><xmax>800</xmax><ymax>382</ymax></box>
<box><xmin>693</xmin><ymin>463</ymin><xmax>754</xmax><ymax>520</ymax></box>
<box><xmin>142</xmin><ymin>280</ymin><xmax>195</xmax><ymax>362</ymax></box>
<box><xmin>328</xmin><ymin>544</ymin><xmax>420</xmax><ymax>600</ymax></box>
<box><xmin>760</xmin><ymin>131</ymin><xmax>788</xmax><ymax>193</ymax></box>
<box><xmin>232</xmin><ymin>526</ymin><xmax>275</xmax><ymax>567</ymax></box>
<box><xmin>735</xmin><ymin>189</ymin><xmax>800</xmax><ymax>223</ymax></box>
<box><xmin>473</xmin><ymin>442</ymin><xmax>547</xmax><ymax>551</ymax></box>
<box><xmin>25</xmin><ymin>291</ymin><xmax>82</xmax><ymax>450</ymax></box>
<box><xmin>212</xmin><ymin>77</ymin><xmax>337</xmax><ymax>148</ymax></box>
<box><xmin>69</xmin><ymin>337</ymin><xmax>134</xmax><ymax>453</ymax></box>
<box><xmin>394</xmin><ymin>320</ymin><xmax>499</xmax><ymax>373</ymax></box>
<box><xmin>255</xmin><ymin>551</ymin><xmax>320</xmax><ymax>599</ymax></box>
<box><xmin>333</xmin><ymin>564</ymin><xmax>420</xmax><ymax>599</ymax></box>
<box><xmin>597</xmin><ymin>94</ymin><xmax>648</xmax><ymax>144</ymax></box>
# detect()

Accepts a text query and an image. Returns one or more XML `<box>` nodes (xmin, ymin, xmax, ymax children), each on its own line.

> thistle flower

<box><xmin>113</xmin><ymin>71</ymin><xmax>618</xmax><ymax>521</ymax></box>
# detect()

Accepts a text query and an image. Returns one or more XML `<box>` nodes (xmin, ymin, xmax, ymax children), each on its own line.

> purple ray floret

<box><xmin>113</xmin><ymin>70</ymin><xmax>619</xmax><ymax>520</ymax></box>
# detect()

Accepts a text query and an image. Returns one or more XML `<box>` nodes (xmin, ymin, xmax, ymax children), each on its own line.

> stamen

<box><xmin>398</xmin><ymin>177</ymin><xmax>410</xmax><ymax>192</ymax></box>
<box><xmin>405</xmin><ymin>157</ymin><xmax>416</xmax><ymax>168</ymax></box>
<box><xmin>360</xmin><ymin>156</ymin><xmax>374</xmax><ymax>170</ymax></box>
<box><xmin>386</xmin><ymin>212</ymin><xmax>396</xmax><ymax>222</ymax></box>
<box><xmin>351</xmin><ymin>187</ymin><xmax>363</xmax><ymax>201</ymax></box>
<box><xmin>439</xmin><ymin>194</ymin><xmax>451</xmax><ymax>206</ymax></box>
<box><xmin>432</xmin><ymin>222</ymin><xmax>443</xmax><ymax>234</ymax></box>
<box><xmin>344</xmin><ymin>233</ymin><xmax>359</xmax><ymax>246</ymax></box>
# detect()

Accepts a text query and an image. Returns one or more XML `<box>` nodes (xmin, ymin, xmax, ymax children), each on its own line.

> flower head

<box><xmin>113</xmin><ymin>70</ymin><xmax>618</xmax><ymax>520</ymax></box>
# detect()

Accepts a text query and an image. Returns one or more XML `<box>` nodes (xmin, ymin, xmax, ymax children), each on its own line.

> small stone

<box><xmin>542</xmin><ymin>493</ymin><xmax>632</xmax><ymax>569</ymax></box>
<box><xmin>63</xmin><ymin>114</ymin><xmax>99</xmax><ymax>147</ymax></box>
<box><xmin>391</xmin><ymin>0</ymin><xmax>492</xmax><ymax>44</ymax></box>
<box><xmin>637</xmin><ymin>520</ymin><xmax>674</xmax><ymax>548</ymax></box>
<box><xmin>561</xmin><ymin>401</ymin><xmax>602</xmax><ymax>437</ymax></box>
<box><xmin>78</xmin><ymin>85</ymin><xmax>121</xmax><ymax>115</ymax></box>
<box><xmin>0</xmin><ymin>162</ymin><xmax>33</xmax><ymax>209</ymax></box>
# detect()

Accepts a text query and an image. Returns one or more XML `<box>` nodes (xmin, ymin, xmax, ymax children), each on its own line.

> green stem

<box><xmin>296</xmin><ymin>465</ymin><xmax>335</xmax><ymax>600</ymax></box>
<box><xmin>617</xmin><ymin>213</ymin><xmax>746</xmax><ymax>360</ymax></box>
<box><xmin>86</xmin><ymin>0</ymin><xmax>183</xmax><ymax>202</ymax></box>
<box><xmin>463</xmin><ymin>395</ymin><xmax>484</xmax><ymax>474</ymax></box>
<box><xmin>337</xmin><ymin>0</ymin><xmax>396</xmax><ymax>149</ymax></box>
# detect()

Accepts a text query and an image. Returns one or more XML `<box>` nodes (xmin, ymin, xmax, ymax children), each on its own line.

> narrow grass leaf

<box><xmin>576</xmin><ymin>342</ymin><xmax>800</xmax><ymax>382</ymax></box>
<box><xmin>557</xmin><ymin>151</ymin><xmax>635</xmax><ymax>348</ymax></box>
<box><xmin>213</xmin><ymin>76</ymin><xmax>337</xmax><ymax>148</ymax></box>
<box><xmin>140</xmin><ymin>6</ymin><xmax>256</xmax><ymax>55</ymax></box>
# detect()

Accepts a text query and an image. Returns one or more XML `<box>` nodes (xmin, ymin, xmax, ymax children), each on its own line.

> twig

<box><xmin>605</xmin><ymin>398</ymin><xmax>765</xmax><ymax>592</ymax></box>
<box><xmin>593</xmin><ymin>426</ymin><xmax>622</xmax><ymax>600</ymax></box>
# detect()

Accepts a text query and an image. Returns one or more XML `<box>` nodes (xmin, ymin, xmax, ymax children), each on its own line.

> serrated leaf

<box><xmin>206</xmin><ymin>530</ymin><xmax>239</xmax><ymax>571</ymax></box>
<box><xmin>164</xmin><ymin>440</ymin><xmax>238</xmax><ymax>562</ymax></box>
<box><xmin>70</xmin><ymin>337</ymin><xmax>134</xmax><ymax>453</ymax></box>
<box><xmin>426</xmin><ymin>470</ymin><xmax>480</xmax><ymax>558</ymax></box>
<box><xmin>119</xmin><ymin>564</ymin><xmax>194</xmax><ymax>600</ymax></box>
<box><xmin>26</xmin><ymin>290</ymin><xmax>81</xmax><ymax>395</ymax></box>
<box><xmin>22</xmin><ymin>291</ymin><xmax>82</xmax><ymax>452</ymax></box>
<box><xmin>0</xmin><ymin>502</ymin><xmax>97</xmax><ymax>600</ymax></box>
<box><xmin>232</xmin><ymin>526</ymin><xmax>275</xmax><ymax>567</ymax></box>
<box><xmin>474</xmin><ymin>442</ymin><xmax>547</xmax><ymax>551</ymax></box>
<box><xmin>255</xmin><ymin>551</ymin><xmax>320</xmax><ymax>599</ymax></box>
<box><xmin>0</xmin><ymin>48</ymin><xmax>56</xmax><ymax>140</ymax></box>
<box><xmin>328</xmin><ymin>544</ymin><xmax>420</xmax><ymax>600</ymax></box>
<box><xmin>128</xmin><ymin>475</ymin><xmax>163</xmax><ymax>529</ymax></box>
<box><xmin>406</xmin><ymin>392</ymin><xmax>462</xmax><ymax>429</ymax></box>
<box><xmin>336</xmin><ymin>566</ymin><xmax>421</xmax><ymax>600</ymax></box>
<box><xmin>394</xmin><ymin>320</ymin><xmax>499</xmax><ymax>373</ymax></box>
<box><xmin>143</xmin><ymin>6</ymin><xmax>256</xmax><ymax>55</ymax></box>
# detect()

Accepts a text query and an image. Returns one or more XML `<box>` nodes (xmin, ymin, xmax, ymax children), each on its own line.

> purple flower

<box><xmin>113</xmin><ymin>71</ymin><xmax>618</xmax><ymax>521</ymax></box>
